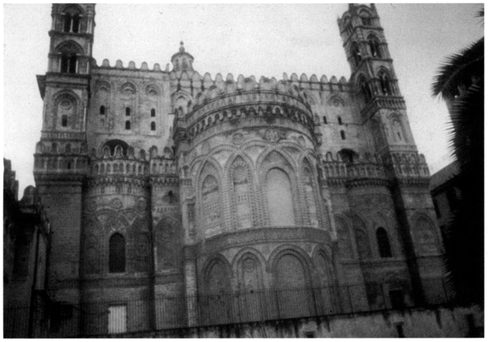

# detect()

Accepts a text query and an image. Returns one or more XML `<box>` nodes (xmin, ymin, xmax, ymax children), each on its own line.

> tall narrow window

<box><xmin>151</xmin><ymin>122</ymin><xmax>156</xmax><ymax>131</ymax></box>
<box><xmin>63</xmin><ymin>14</ymin><xmax>72</xmax><ymax>32</ymax></box>
<box><xmin>340</xmin><ymin>130</ymin><xmax>346</xmax><ymax>140</ymax></box>
<box><xmin>109</xmin><ymin>233</ymin><xmax>126</xmax><ymax>273</ymax></box>
<box><xmin>368</xmin><ymin>36</ymin><xmax>382</xmax><ymax>58</ymax></box>
<box><xmin>100</xmin><ymin>105</ymin><xmax>106</xmax><ymax>115</ymax></box>
<box><xmin>60</xmin><ymin>54</ymin><xmax>77</xmax><ymax>74</ymax></box>
<box><xmin>266</xmin><ymin>168</ymin><xmax>295</xmax><ymax>226</ymax></box>
<box><xmin>151</xmin><ymin>108</ymin><xmax>156</xmax><ymax>117</ymax></box>
<box><xmin>61</xmin><ymin>115</ymin><xmax>68</xmax><ymax>127</ymax></box>
<box><xmin>360</xmin><ymin>77</ymin><xmax>372</xmax><ymax>102</ymax></box>
<box><xmin>376</xmin><ymin>227</ymin><xmax>392</xmax><ymax>258</ymax></box>
<box><xmin>338</xmin><ymin>116</ymin><xmax>343</xmax><ymax>125</ymax></box>
<box><xmin>379</xmin><ymin>72</ymin><xmax>393</xmax><ymax>95</ymax></box>
<box><xmin>351</xmin><ymin>42</ymin><xmax>362</xmax><ymax>66</ymax></box>
<box><xmin>63</xmin><ymin>6</ymin><xmax>81</xmax><ymax>33</ymax></box>
<box><xmin>125</xmin><ymin>121</ymin><xmax>131</xmax><ymax>130</ymax></box>
<box><xmin>71</xmin><ymin>15</ymin><xmax>80</xmax><ymax>33</ymax></box>
<box><xmin>233</xmin><ymin>164</ymin><xmax>252</xmax><ymax>229</ymax></box>
<box><xmin>125</xmin><ymin>107</ymin><xmax>131</xmax><ymax>116</ymax></box>
<box><xmin>361</xmin><ymin>16</ymin><xmax>372</xmax><ymax>26</ymax></box>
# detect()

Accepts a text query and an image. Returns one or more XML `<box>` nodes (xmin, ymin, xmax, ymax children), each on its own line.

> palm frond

<box><xmin>432</xmin><ymin>38</ymin><xmax>484</xmax><ymax>98</ymax></box>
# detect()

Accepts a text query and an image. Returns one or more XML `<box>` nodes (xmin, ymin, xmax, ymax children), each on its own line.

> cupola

<box><xmin>171</xmin><ymin>41</ymin><xmax>194</xmax><ymax>72</ymax></box>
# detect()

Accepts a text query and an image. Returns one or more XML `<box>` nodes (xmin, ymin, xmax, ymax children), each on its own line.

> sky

<box><xmin>3</xmin><ymin>3</ymin><xmax>484</xmax><ymax>194</ymax></box>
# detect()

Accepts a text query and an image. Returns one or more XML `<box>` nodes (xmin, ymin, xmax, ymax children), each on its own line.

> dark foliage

<box><xmin>432</xmin><ymin>25</ymin><xmax>484</xmax><ymax>307</ymax></box>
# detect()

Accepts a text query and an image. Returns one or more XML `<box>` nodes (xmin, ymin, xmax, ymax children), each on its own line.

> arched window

<box><xmin>376</xmin><ymin>227</ymin><xmax>392</xmax><ymax>258</ymax></box>
<box><xmin>125</xmin><ymin>107</ymin><xmax>131</xmax><ymax>116</ymax></box>
<box><xmin>201</xmin><ymin>172</ymin><xmax>222</xmax><ymax>234</ymax></box>
<box><xmin>340</xmin><ymin>130</ymin><xmax>346</xmax><ymax>140</ymax></box>
<box><xmin>323</xmin><ymin>116</ymin><xmax>327</xmax><ymax>124</ymax></box>
<box><xmin>379</xmin><ymin>72</ymin><xmax>393</xmax><ymax>95</ymax></box>
<box><xmin>151</xmin><ymin>108</ymin><xmax>156</xmax><ymax>117</ymax></box>
<box><xmin>63</xmin><ymin>6</ymin><xmax>81</xmax><ymax>33</ymax></box>
<box><xmin>368</xmin><ymin>35</ymin><xmax>382</xmax><ymax>58</ymax></box>
<box><xmin>391</xmin><ymin>118</ymin><xmax>405</xmax><ymax>142</ymax></box>
<box><xmin>100</xmin><ymin>105</ymin><xmax>105</xmax><ymax>115</ymax></box>
<box><xmin>57</xmin><ymin>41</ymin><xmax>82</xmax><ymax>74</ymax></box>
<box><xmin>233</xmin><ymin>164</ymin><xmax>252</xmax><ymax>229</ymax></box>
<box><xmin>61</xmin><ymin>115</ymin><xmax>68</xmax><ymax>127</ymax></box>
<box><xmin>303</xmin><ymin>165</ymin><xmax>318</xmax><ymax>227</ymax></box>
<box><xmin>109</xmin><ymin>233</ymin><xmax>126</xmax><ymax>273</ymax></box>
<box><xmin>359</xmin><ymin>77</ymin><xmax>372</xmax><ymax>102</ymax></box>
<box><xmin>361</xmin><ymin>15</ymin><xmax>372</xmax><ymax>26</ymax></box>
<box><xmin>351</xmin><ymin>42</ymin><xmax>362</xmax><ymax>66</ymax></box>
<box><xmin>266</xmin><ymin>168</ymin><xmax>295</xmax><ymax>226</ymax></box>
<box><xmin>151</xmin><ymin>122</ymin><xmax>156</xmax><ymax>131</ymax></box>
<box><xmin>338</xmin><ymin>116</ymin><xmax>343</xmax><ymax>125</ymax></box>
<box><xmin>125</xmin><ymin>120</ymin><xmax>131</xmax><ymax>130</ymax></box>
<box><xmin>60</xmin><ymin>53</ymin><xmax>77</xmax><ymax>73</ymax></box>
<box><xmin>103</xmin><ymin>139</ymin><xmax>129</xmax><ymax>156</ymax></box>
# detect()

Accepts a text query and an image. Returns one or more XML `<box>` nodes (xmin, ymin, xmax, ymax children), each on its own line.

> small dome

<box><xmin>171</xmin><ymin>41</ymin><xmax>194</xmax><ymax>73</ymax></box>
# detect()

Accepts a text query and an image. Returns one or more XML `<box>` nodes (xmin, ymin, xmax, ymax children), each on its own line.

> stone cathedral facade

<box><xmin>32</xmin><ymin>3</ymin><xmax>445</xmax><ymax>334</ymax></box>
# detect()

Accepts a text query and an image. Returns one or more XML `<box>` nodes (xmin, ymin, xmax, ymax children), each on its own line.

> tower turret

<box><xmin>171</xmin><ymin>41</ymin><xmax>194</xmax><ymax>73</ymax></box>
<box><xmin>33</xmin><ymin>3</ymin><xmax>96</xmax><ymax>315</ymax></box>
<box><xmin>337</xmin><ymin>4</ymin><xmax>444</xmax><ymax>307</ymax></box>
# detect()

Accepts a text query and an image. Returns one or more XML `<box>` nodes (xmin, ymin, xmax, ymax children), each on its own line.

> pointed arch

<box><xmin>53</xmin><ymin>91</ymin><xmax>79</xmax><ymax>129</ymax></box>
<box><xmin>411</xmin><ymin>214</ymin><xmax>439</xmax><ymax>255</ymax></box>
<box><xmin>154</xmin><ymin>217</ymin><xmax>179</xmax><ymax>271</ymax></box>
<box><xmin>376</xmin><ymin>227</ymin><xmax>392</xmax><ymax>258</ymax></box>
<box><xmin>269</xmin><ymin>246</ymin><xmax>314</xmax><ymax>317</ymax></box>
<box><xmin>301</xmin><ymin>89</ymin><xmax>317</xmax><ymax>106</ymax></box>
<box><xmin>388</xmin><ymin>112</ymin><xmax>408</xmax><ymax>142</ymax></box>
<box><xmin>371</xmin><ymin>119</ymin><xmax>385</xmax><ymax>149</ymax></box>
<box><xmin>350</xmin><ymin>42</ymin><xmax>362</xmax><ymax>66</ymax></box>
<box><xmin>350</xmin><ymin>215</ymin><xmax>372</xmax><ymax>260</ymax></box>
<box><xmin>198</xmin><ymin>161</ymin><xmax>223</xmax><ymax>236</ymax></box>
<box><xmin>228</xmin><ymin>155</ymin><xmax>254</xmax><ymax>229</ymax></box>
<box><xmin>312</xmin><ymin>246</ymin><xmax>335</xmax><ymax>314</ymax></box>
<box><xmin>202</xmin><ymin>254</ymin><xmax>232</xmax><ymax>294</ymax></box>
<box><xmin>359</xmin><ymin>8</ymin><xmax>373</xmax><ymax>26</ymax></box>
<box><xmin>377</xmin><ymin>69</ymin><xmax>394</xmax><ymax>95</ymax></box>
<box><xmin>267</xmin><ymin>168</ymin><xmax>295</xmax><ymax>226</ymax></box>
<box><xmin>367</xmin><ymin>34</ymin><xmax>382</xmax><ymax>58</ymax></box>
<box><xmin>173</xmin><ymin>93</ymin><xmax>192</xmax><ymax>116</ymax></box>
<box><xmin>327</xmin><ymin>94</ymin><xmax>345</xmax><ymax>107</ymax></box>
<box><xmin>119</xmin><ymin>82</ymin><xmax>136</xmax><ymax>96</ymax></box>
<box><xmin>234</xmin><ymin>250</ymin><xmax>264</xmax><ymax>292</ymax></box>
<box><xmin>145</xmin><ymin>84</ymin><xmax>160</xmax><ymax>96</ymax></box>
<box><xmin>109</xmin><ymin>233</ymin><xmax>126</xmax><ymax>273</ymax></box>
<box><xmin>357</xmin><ymin>74</ymin><xmax>372</xmax><ymax>102</ymax></box>
<box><xmin>301</xmin><ymin>157</ymin><xmax>319</xmax><ymax>227</ymax></box>
<box><xmin>334</xmin><ymin>214</ymin><xmax>354</xmax><ymax>259</ymax></box>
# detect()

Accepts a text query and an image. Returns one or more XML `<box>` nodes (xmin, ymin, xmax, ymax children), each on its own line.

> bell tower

<box><xmin>338</xmin><ymin>4</ymin><xmax>445</xmax><ymax>306</ymax></box>
<box><xmin>34</xmin><ymin>4</ymin><xmax>95</xmax><ymax>308</ymax></box>
<box><xmin>338</xmin><ymin>3</ymin><xmax>418</xmax><ymax>156</ymax></box>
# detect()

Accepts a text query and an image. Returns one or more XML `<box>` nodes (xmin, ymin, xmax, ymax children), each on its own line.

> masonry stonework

<box><xmin>30</xmin><ymin>3</ymin><xmax>452</xmax><ymax>335</ymax></box>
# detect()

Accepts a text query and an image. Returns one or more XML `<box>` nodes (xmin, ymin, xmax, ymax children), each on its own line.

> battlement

<box><xmin>93</xmin><ymin>58</ymin><xmax>170</xmax><ymax>73</ymax></box>
<box><xmin>171</xmin><ymin>70</ymin><xmax>351</xmax><ymax>93</ymax></box>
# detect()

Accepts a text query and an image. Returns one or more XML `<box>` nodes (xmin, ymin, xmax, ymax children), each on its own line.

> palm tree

<box><xmin>432</xmin><ymin>9</ymin><xmax>484</xmax><ymax>307</ymax></box>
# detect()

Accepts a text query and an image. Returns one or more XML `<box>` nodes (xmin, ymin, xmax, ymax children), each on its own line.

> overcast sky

<box><xmin>3</xmin><ymin>3</ymin><xmax>484</xmax><ymax>194</ymax></box>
